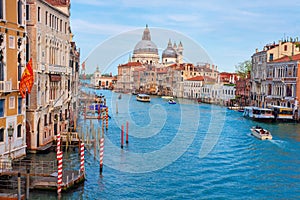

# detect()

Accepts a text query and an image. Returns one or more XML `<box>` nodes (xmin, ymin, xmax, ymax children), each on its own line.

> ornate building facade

<box><xmin>0</xmin><ymin>0</ymin><xmax>27</xmax><ymax>159</ymax></box>
<box><xmin>26</xmin><ymin>0</ymin><xmax>72</xmax><ymax>152</ymax></box>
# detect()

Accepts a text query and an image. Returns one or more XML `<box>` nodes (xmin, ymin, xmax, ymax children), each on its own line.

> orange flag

<box><xmin>19</xmin><ymin>58</ymin><xmax>34</xmax><ymax>98</ymax></box>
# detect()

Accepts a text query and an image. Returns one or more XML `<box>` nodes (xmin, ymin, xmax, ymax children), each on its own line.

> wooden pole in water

<box><xmin>116</xmin><ymin>101</ymin><xmax>118</xmax><ymax>114</ymax></box>
<box><xmin>121</xmin><ymin>125</ymin><xmax>124</xmax><ymax>149</ymax></box>
<box><xmin>26</xmin><ymin>169</ymin><xmax>30</xmax><ymax>200</ymax></box>
<box><xmin>17</xmin><ymin>172</ymin><xmax>21</xmax><ymax>200</ymax></box>
<box><xmin>126</xmin><ymin>121</ymin><xmax>129</xmax><ymax>144</ymax></box>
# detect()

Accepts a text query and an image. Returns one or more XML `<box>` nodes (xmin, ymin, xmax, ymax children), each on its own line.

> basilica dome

<box><xmin>132</xmin><ymin>25</ymin><xmax>159</xmax><ymax>64</ymax></box>
<box><xmin>133</xmin><ymin>40</ymin><xmax>158</xmax><ymax>54</ymax></box>
<box><xmin>162</xmin><ymin>39</ymin><xmax>177</xmax><ymax>58</ymax></box>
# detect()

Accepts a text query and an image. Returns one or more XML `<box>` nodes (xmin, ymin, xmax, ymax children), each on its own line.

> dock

<box><xmin>0</xmin><ymin>157</ymin><xmax>85</xmax><ymax>198</ymax></box>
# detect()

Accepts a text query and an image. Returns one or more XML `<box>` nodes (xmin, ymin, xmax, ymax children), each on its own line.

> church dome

<box><xmin>162</xmin><ymin>39</ymin><xmax>177</xmax><ymax>58</ymax></box>
<box><xmin>134</xmin><ymin>40</ymin><xmax>158</xmax><ymax>54</ymax></box>
<box><xmin>133</xmin><ymin>25</ymin><xmax>158</xmax><ymax>55</ymax></box>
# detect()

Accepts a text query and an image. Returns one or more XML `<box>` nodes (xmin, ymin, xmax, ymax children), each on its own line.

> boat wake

<box><xmin>268</xmin><ymin>139</ymin><xmax>288</xmax><ymax>149</ymax></box>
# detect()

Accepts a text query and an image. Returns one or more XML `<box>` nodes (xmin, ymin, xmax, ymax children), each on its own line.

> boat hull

<box><xmin>250</xmin><ymin>128</ymin><xmax>273</xmax><ymax>140</ymax></box>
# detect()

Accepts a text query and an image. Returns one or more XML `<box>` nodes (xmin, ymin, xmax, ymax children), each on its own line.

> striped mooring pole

<box><xmin>99</xmin><ymin>137</ymin><xmax>104</xmax><ymax>174</ymax></box>
<box><xmin>106</xmin><ymin>107</ymin><xmax>108</xmax><ymax>130</ymax></box>
<box><xmin>56</xmin><ymin>132</ymin><xmax>62</xmax><ymax>195</ymax></box>
<box><xmin>80</xmin><ymin>142</ymin><xmax>85</xmax><ymax>173</ymax></box>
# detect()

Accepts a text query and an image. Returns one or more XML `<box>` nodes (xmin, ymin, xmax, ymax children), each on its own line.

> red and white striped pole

<box><xmin>80</xmin><ymin>142</ymin><xmax>85</xmax><ymax>173</ymax></box>
<box><xmin>126</xmin><ymin>121</ymin><xmax>129</xmax><ymax>144</ymax></box>
<box><xmin>121</xmin><ymin>125</ymin><xmax>124</xmax><ymax>149</ymax></box>
<box><xmin>106</xmin><ymin>107</ymin><xmax>108</xmax><ymax>130</ymax></box>
<box><xmin>56</xmin><ymin>132</ymin><xmax>63</xmax><ymax>195</ymax></box>
<box><xmin>99</xmin><ymin>137</ymin><xmax>104</xmax><ymax>174</ymax></box>
<box><xmin>56</xmin><ymin>132</ymin><xmax>61</xmax><ymax>153</ymax></box>
<box><xmin>57</xmin><ymin>151</ymin><xmax>63</xmax><ymax>195</ymax></box>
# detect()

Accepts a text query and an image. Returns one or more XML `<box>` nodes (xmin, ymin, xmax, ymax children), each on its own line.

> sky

<box><xmin>69</xmin><ymin>0</ymin><xmax>300</xmax><ymax>74</ymax></box>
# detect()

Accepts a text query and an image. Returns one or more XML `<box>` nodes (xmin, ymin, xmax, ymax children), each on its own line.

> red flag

<box><xmin>81</xmin><ymin>61</ymin><xmax>85</xmax><ymax>70</ymax></box>
<box><xmin>19</xmin><ymin>58</ymin><xmax>34</xmax><ymax>98</ymax></box>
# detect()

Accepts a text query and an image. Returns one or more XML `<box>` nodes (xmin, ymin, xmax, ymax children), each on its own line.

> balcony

<box><xmin>48</xmin><ymin>65</ymin><xmax>66</xmax><ymax>74</ymax></box>
<box><xmin>0</xmin><ymin>80</ymin><xmax>12</xmax><ymax>93</ymax></box>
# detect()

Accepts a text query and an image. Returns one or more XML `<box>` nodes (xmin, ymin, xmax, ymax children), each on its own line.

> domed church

<box><xmin>131</xmin><ymin>25</ymin><xmax>184</xmax><ymax>65</ymax></box>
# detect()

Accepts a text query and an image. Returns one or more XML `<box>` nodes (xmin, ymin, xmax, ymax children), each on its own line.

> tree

<box><xmin>235</xmin><ymin>60</ymin><xmax>251</xmax><ymax>79</ymax></box>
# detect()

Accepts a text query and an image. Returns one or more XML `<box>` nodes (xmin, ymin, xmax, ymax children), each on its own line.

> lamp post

<box><xmin>7</xmin><ymin>124</ymin><xmax>14</xmax><ymax>159</ymax></box>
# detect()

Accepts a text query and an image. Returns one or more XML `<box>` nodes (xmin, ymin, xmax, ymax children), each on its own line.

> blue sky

<box><xmin>70</xmin><ymin>0</ymin><xmax>300</xmax><ymax>74</ymax></box>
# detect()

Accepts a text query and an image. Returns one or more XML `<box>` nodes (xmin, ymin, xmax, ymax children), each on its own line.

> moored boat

<box><xmin>250</xmin><ymin>126</ymin><xmax>272</xmax><ymax>140</ymax></box>
<box><xmin>161</xmin><ymin>96</ymin><xmax>173</xmax><ymax>100</ymax></box>
<box><xmin>136</xmin><ymin>94</ymin><xmax>151</xmax><ymax>102</ymax></box>
<box><xmin>243</xmin><ymin>107</ymin><xmax>274</xmax><ymax>121</ymax></box>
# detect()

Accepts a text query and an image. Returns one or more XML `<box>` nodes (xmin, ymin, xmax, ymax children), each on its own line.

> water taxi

<box><xmin>250</xmin><ymin>126</ymin><xmax>272</xmax><ymax>140</ymax></box>
<box><xmin>269</xmin><ymin>105</ymin><xmax>294</xmax><ymax>121</ymax></box>
<box><xmin>168</xmin><ymin>99</ymin><xmax>176</xmax><ymax>104</ymax></box>
<box><xmin>136</xmin><ymin>94</ymin><xmax>151</xmax><ymax>102</ymax></box>
<box><xmin>243</xmin><ymin>107</ymin><xmax>274</xmax><ymax>121</ymax></box>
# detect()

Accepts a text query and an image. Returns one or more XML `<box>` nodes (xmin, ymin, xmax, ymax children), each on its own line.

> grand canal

<box><xmin>30</xmin><ymin>89</ymin><xmax>300</xmax><ymax>199</ymax></box>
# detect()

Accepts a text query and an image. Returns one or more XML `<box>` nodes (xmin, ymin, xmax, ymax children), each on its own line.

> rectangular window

<box><xmin>65</xmin><ymin>22</ymin><xmax>67</xmax><ymax>33</ymax></box>
<box><xmin>284</xmin><ymin>45</ymin><xmax>287</xmax><ymax>51</ymax></box>
<box><xmin>0</xmin><ymin>0</ymin><xmax>4</xmax><ymax>19</ymax></box>
<box><xmin>269</xmin><ymin>53</ymin><xmax>273</xmax><ymax>61</ymax></box>
<box><xmin>9</xmin><ymin>36</ymin><xmax>15</xmax><ymax>49</ymax></box>
<box><xmin>49</xmin><ymin>113</ymin><xmax>52</xmax><ymax>124</ymax></box>
<box><xmin>44</xmin><ymin>114</ymin><xmax>47</xmax><ymax>126</ymax></box>
<box><xmin>38</xmin><ymin>6</ymin><xmax>40</xmax><ymax>22</ymax></box>
<box><xmin>0</xmin><ymin>99</ymin><xmax>4</xmax><ymax>117</ymax></box>
<box><xmin>26</xmin><ymin>4</ymin><xmax>30</xmax><ymax>20</ymax></box>
<box><xmin>49</xmin><ymin>13</ymin><xmax>52</xmax><ymax>27</ymax></box>
<box><xmin>9</xmin><ymin>96</ymin><xmax>15</xmax><ymax>109</ymax></box>
<box><xmin>17</xmin><ymin>125</ymin><xmax>21</xmax><ymax>137</ymax></box>
<box><xmin>0</xmin><ymin>128</ymin><xmax>3</xmax><ymax>142</ymax></box>
<box><xmin>45</xmin><ymin>11</ymin><xmax>48</xmax><ymax>25</ymax></box>
<box><xmin>18</xmin><ymin>97</ymin><xmax>22</xmax><ymax>114</ymax></box>
<box><xmin>18</xmin><ymin>0</ymin><xmax>22</xmax><ymax>24</ymax></box>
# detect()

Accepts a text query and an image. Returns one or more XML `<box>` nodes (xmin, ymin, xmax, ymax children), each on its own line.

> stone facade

<box><xmin>26</xmin><ymin>0</ymin><xmax>72</xmax><ymax>152</ymax></box>
<box><xmin>251</xmin><ymin>40</ymin><xmax>300</xmax><ymax>107</ymax></box>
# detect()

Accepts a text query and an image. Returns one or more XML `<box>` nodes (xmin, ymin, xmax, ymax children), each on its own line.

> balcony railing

<box><xmin>0</xmin><ymin>80</ymin><xmax>12</xmax><ymax>92</ymax></box>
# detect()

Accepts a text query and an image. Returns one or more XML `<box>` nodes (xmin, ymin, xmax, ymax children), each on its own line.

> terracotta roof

<box><xmin>45</xmin><ymin>0</ymin><xmax>69</xmax><ymax>6</ymax></box>
<box><xmin>272</xmin><ymin>54</ymin><xmax>300</xmax><ymax>62</ymax></box>
<box><xmin>186</xmin><ymin>76</ymin><xmax>204</xmax><ymax>81</ymax></box>
<box><xmin>120</xmin><ymin>62</ymin><xmax>142</xmax><ymax>67</ymax></box>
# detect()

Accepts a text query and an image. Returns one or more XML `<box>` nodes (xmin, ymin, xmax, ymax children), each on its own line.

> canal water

<box><xmin>30</xmin><ymin>89</ymin><xmax>300</xmax><ymax>199</ymax></box>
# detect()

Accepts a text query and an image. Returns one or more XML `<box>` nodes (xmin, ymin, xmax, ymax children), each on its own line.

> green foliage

<box><xmin>235</xmin><ymin>60</ymin><xmax>251</xmax><ymax>79</ymax></box>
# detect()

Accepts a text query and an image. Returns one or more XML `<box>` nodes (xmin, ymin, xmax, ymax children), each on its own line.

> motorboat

<box><xmin>168</xmin><ymin>99</ymin><xmax>176</xmax><ymax>104</ymax></box>
<box><xmin>250</xmin><ymin>126</ymin><xmax>273</xmax><ymax>140</ymax></box>
<box><xmin>136</xmin><ymin>94</ymin><xmax>151</xmax><ymax>102</ymax></box>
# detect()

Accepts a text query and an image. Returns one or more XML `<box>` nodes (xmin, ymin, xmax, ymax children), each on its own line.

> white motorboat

<box><xmin>250</xmin><ymin>126</ymin><xmax>273</xmax><ymax>140</ymax></box>
<box><xmin>136</xmin><ymin>94</ymin><xmax>151</xmax><ymax>102</ymax></box>
<box><xmin>168</xmin><ymin>99</ymin><xmax>176</xmax><ymax>104</ymax></box>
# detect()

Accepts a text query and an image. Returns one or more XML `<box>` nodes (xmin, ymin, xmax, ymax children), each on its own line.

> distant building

<box><xmin>115</xmin><ymin>25</ymin><xmax>220</xmax><ymax>99</ymax></box>
<box><xmin>235</xmin><ymin>72</ymin><xmax>251</xmax><ymax>106</ymax></box>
